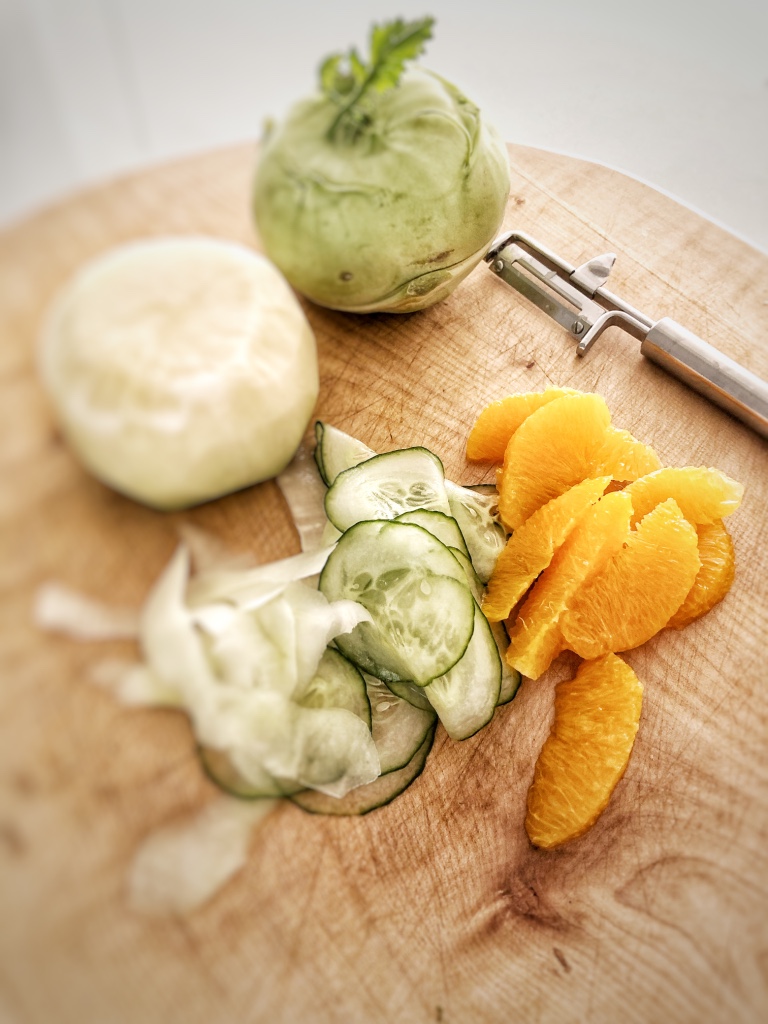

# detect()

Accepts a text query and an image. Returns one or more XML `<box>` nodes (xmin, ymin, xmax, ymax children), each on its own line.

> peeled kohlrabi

<box><xmin>253</xmin><ymin>18</ymin><xmax>510</xmax><ymax>314</ymax></box>
<box><xmin>39</xmin><ymin>238</ymin><xmax>319</xmax><ymax>510</ymax></box>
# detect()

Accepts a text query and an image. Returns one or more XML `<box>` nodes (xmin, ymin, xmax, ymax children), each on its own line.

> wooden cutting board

<box><xmin>1</xmin><ymin>144</ymin><xmax>767</xmax><ymax>1024</ymax></box>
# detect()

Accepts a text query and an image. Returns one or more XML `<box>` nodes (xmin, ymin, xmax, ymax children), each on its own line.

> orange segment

<box><xmin>482</xmin><ymin>476</ymin><xmax>610</xmax><ymax>622</ymax></box>
<box><xmin>467</xmin><ymin>388</ymin><xmax>578</xmax><ymax>461</ymax></box>
<box><xmin>497</xmin><ymin>393</ymin><xmax>659</xmax><ymax>529</ymax></box>
<box><xmin>625</xmin><ymin>466</ymin><xmax>744</xmax><ymax>526</ymax></box>
<box><xmin>560</xmin><ymin>498</ymin><xmax>700</xmax><ymax>659</ymax></box>
<box><xmin>596</xmin><ymin>427</ymin><xmax>661</xmax><ymax>480</ymax></box>
<box><xmin>525</xmin><ymin>653</ymin><xmax>643</xmax><ymax>849</ymax></box>
<box><xmin>668</xmin><ymin>520</ymin><xmax>735</xmax><ymax>629</ymax></box>
<box><xmin>498</xmin><ymin>393</ymin><xmax>610</xmax><ymax>529</ymax></box>
<box><xmin>506</xmin><ymin>491</ymin><xmax>632</xmax><ymax>679</ymax></box>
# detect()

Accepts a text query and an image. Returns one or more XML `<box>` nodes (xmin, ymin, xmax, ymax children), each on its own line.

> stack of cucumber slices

<box><xmin>262</xmin><ymin>423</ymin><xmax>519</xmax><ymax>815</ymax></box>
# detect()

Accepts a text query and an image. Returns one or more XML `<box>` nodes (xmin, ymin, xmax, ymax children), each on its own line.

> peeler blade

<box><xmin>489</xmin><ymin>243</ymin><xmax>604</xmax><ymax>337</ymax></box>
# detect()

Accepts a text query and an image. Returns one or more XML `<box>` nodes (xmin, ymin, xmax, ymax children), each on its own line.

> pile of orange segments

<box><xmin>468</xmin><ymin>388</ymin><xmax>743</xmax><ymax>849</ymax></box>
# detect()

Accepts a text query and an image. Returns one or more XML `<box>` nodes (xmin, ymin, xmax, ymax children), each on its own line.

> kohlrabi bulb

<box><xmin>253</xmin><ymin>60</ymin><xmax>510</xmax><ymax>314</ymax></box>
<box><xmin>39</xmin><ymin>238</ymin><xmax>319</xmax><ymax>509</ymax></box>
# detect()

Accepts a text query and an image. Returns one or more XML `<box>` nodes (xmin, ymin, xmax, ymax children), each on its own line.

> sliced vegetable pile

<box><xmin>36</xmin><ymin>422</ymin><xmax>519</xmax><ymax>818</ymax></box>
<box><xmin>311</xmin><ymin>425</ymin><xmax>522</xmax><ymax>731</ymax></box>
<box><xmin>35</xmin><ymin>388</ymin><xmax>744</xmax><ymax>850</ymax></box>
<box><xmin>468</xmin><ymin>387</ymin><xmax>743</xmax><ymax>847</ymax></box>
<box><xmin>271</xmin><ymin>422</ymin><xmax>521</xmax><ymax>811</ymax></box>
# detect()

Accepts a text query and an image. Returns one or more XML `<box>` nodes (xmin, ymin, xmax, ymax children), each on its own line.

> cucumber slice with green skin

<box><xmin>424</xmin><ymin>602</ymin><xmax>502</xmax><ymax>740</ymax></box>
<box><xmin>324</xmin><ymin>448</ymin><xmax>450</xmax><ymax>532</ymax></box>
<box><xmin>320</xmin><ymin>520</ymin><xmax>475</xmax><ymax>686</ymax></box>
<box><xmin>384</xmin><ymin>678</ymin><xmax>433</xmax><ymax>712</ymax></box>
<box><xmin>365</xmin><ymin>673</ymin><xmax>436</xmax><ymax>774</ymax></box>
<box><xmin>449</xmin><ymin>548</ymin><xmax>485</xmax><ymax>604</ymax></box>
<box><xmin>395</xmin><ymin>509</ymin><xmax>469</xmax><ymax>557</ymax></box>
<box><xmin>445</xmin><ymin>480</ymin><xmax>507</xmax><ymax>584</ymax></box>
<box><xmin>199</xmin><ymin>747</ymin><xmax>302</xmax><ymax>800</ymax></box>
<box><xmin>290</xmin><ymin>723</ymin><xmax>436</xmax><ymax>816</ymax></box>
<box><xmin>293</xmin><ymin>648</ymin><xmax>371</xmax><ymax>730</ymax></box>
<box><xmin>490</xmin><ymin>621</ymin><xmax>522</xmax><ymax>706</ymax></box>
<box><xmin>335</xmin><ymin>569</ymin><xmax>472</xmax><ymax>686</ymax></box>
<box><xmin>497</xmin><ymin>666</ymin><xmax>522</xmax><ymax>706</ymax></box>
<box><xmin>313</xmin><ymin>422</ymin><xmax>326</xmax><ymax>481</ymax></box>
<box><xmin>274</xmin><ymin>705</ymin><xmax>379</xmax><ymax>796</ymax></box>
<box><xmin>314</xmin><ymin>422</ymin><xmax>377</xmax><ymax>486</ymax></box>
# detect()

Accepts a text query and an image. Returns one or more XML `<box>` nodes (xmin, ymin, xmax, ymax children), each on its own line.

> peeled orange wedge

<box><xmin>506</xmin><ymin>491</ymin><xmax>632</xmax><ymax>679</ymax></box>
<box><xmin>466</xmin><ymin>387</ymin><xmax>577</xmax><ymax>462</ymax></box>
<box><xmin>625</xmin><ymin>466</ymin><xmax>744</xmax><ymax>526</ymax></box>
<box><xmin>482</xmin><ymin>476</ymin><xmax>610</xmax><ymax>623</ymax></box>
<box><xmin>596</xmin><ymin>427</ymin><xmax>662</xmax><ymax>481</ymax></box>
<box><xmin>560</xmin><ymin>498</ymin><xmax>701</xmax><ymax>659</ymax></box>
<box><xmin>496</xmin><ymin>393</ymin><xmax>659</xmax><ymax>529</ymax></box>
<box><xmin>525</xmin><ymin>654</ymin><xmax>643</xmax><ymax>849</ymax></box>
<box><xmin>668</xmin><ymin>520</ymin><xmax>735</xmax><ymax>629</ymax></box>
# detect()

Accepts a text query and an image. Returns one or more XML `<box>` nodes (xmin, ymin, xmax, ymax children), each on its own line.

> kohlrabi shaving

<box><xmin>36</xmin><ymin>539</ymin><xmax>381</xmax><ymax>800</ymax></box>
<box><xmin>132</xmin><ymin>544</ymin><xmax>379</xmax><ymax>798</ymax></box>
<box><xmin>253</xmin><ymin>18</ymin><xmax>510</xmax><ymax>313</ymax></box>
<box><xmin>277</xmin><ymin>443</ymin><xmax>333</xmax><ymax>552</ymax></box>
<box><xmin>128</xmin><ymin>795</ymin><xmax>277</xmax><ymax>915</ymax></box>
<box><xmin>33</xmin><ymin>582</ymin><xmax>140</xmax><ymax>640</ymax></box>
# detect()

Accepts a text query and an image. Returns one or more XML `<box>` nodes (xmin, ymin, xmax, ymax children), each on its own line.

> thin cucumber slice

<box><xmin>449</xmin><ymin>547</ymin><xmax>485</xmax><ymax>604</ymax></box>
<box><xmin>313</xmin><ymin>422</ymin><xmax>326</xmax><ymax>481</ymax></box>
<box><xmin>424</xmin><ymin>602</ymin><xmax>502</xmax><ymax>740</ymax></box>
<box><xmin>324</xmin><ymin>448</ymin><xmax>450</xmax><ymax>532</ymax></box>
<box><xmin>385</xmin><ymin>678</ymin><xmax>433</xmax><ymax>712</ymax></box>
<box><xmin>199</xmin><ymin>747</ymin><xmax>302</xmax><ymax>800</ymax></box>
<box><xmin>395</xmin><ymin>509</ymin><xmax>469</xmax><ymax>557</ymax></box>
<box><xmin>490</xmin><ymin>621</ymin><xmax>522</xmax><ymax>706</ymax></box>
<box><xmin>365</xmin><ymin>673</ymin><xmax>436</xmax><ymax>774</ymax></box>
<box><xmin>314</xmin><ymin>422</ymin><xmax>377</xmax><ymax>486</ymax></box>
<box><xmin>290</xmin><ymin>724</ymin><xmax>435</xmax><ymax>816</ymax></box>
<box><xmin>445</xmin><ymin>480</ymin><xmax>507</xmax><ymax>584</ymax></box>
<box><xmin>273</xmin><ymin>704</ymin><xmax>379</xmax><ymax>797</ymax></box>
<box><xmin>340</xmin><ymin>571</ymin><xmax>471</xmax><ymax>686</ymax></box>
<box><xmin>293</xmin><ymin>647</ymin><xmax>371</xmax><ymax>730</ymax></box>
<box><xmin>498</xmin><ymin>666</ymin><xmax>522</xmax><ymax>706</ymax></box>
<box><xmin>320</xmin><ymin>520</ymin><xmax>475</xmax><ymax>686</ymax></box>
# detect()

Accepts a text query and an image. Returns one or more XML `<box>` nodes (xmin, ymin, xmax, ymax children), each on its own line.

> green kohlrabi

<box><xmin>253</xmin><ymin>18</ymin><xmax>510</xmax><ymax>314</ymax></box>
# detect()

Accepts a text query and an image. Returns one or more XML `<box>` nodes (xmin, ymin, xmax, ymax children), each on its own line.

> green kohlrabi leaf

<box><xmin>321</xmin><ymin>16</ymin><xmax>435</xmax><ymax>140</ymax></box>
<box><xmin>368</xmin><ymin>17</ymin><xmax>435</xmax><ymax>92</ymax></box>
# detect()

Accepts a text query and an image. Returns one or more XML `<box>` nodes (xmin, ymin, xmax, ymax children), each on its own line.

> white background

<box><xmin>2</xmin><ymin>0</ymin><xmax>767</xmax><ymax>251</ymax></box>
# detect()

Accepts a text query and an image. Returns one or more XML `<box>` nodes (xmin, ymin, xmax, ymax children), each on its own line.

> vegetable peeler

<box><xmin>485</xmin><ymin>230</ymin><xmax>768</xmax><ymax>440</ymax></box>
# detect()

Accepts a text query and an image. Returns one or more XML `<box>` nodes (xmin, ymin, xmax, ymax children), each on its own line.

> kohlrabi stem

<box><xmin>326</xmin><ymin>69</ymin><xmax>378</xmax><ymax>142</ymax></box>
<box><xmin>322</xmin><ymin>18</ymin><xmax>434</xmax><ymax>141</ymax></box>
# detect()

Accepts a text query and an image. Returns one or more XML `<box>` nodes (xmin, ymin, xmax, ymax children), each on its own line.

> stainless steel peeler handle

<box><xmin>642</xmin><ymin>318</ymin><xmax>768</xmax><ymax>439</ymax></box>
<box><xmin>486</xmin><ymin>231</ymin><xmax>768</xmax><ymax>441</ymax></box>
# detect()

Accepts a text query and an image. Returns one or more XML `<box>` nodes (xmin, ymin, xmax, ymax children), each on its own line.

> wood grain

<box><xmin>0</xmin><ymin>144</ymin><xmax>767</xmax><ymax>1024</ymax></box>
